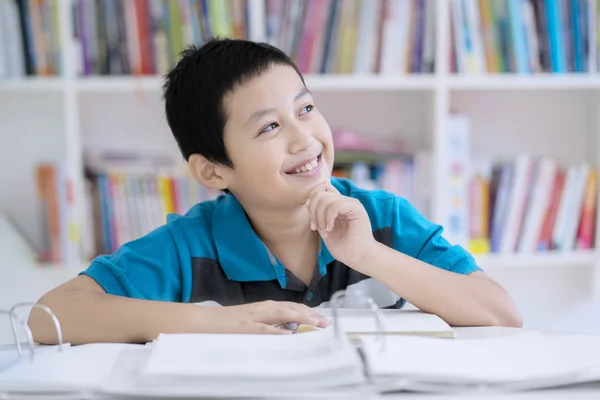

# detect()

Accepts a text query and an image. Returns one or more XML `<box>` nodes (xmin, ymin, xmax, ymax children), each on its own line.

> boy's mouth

<box><xmin>285</xmin><ymin>154</ymin><xmax>322</xmax><ymax>175</ymax></box>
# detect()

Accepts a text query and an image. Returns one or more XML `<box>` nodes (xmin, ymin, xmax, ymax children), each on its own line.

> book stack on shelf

<box><xmin>31</xmin><ymin>128</ymin><xmax>433</xmax><ymax>262</ymax></box>
<box><xmin>263</xmin><ymin>0</ymin><xmax>436</xmax><ymax>74</ymax></box>
<box><xmin>34</xmin><ymin>161</ymin><xmax>80</xmax><ymax>266</ymax></box>
<box><xmin>67</xmin><ymin>0</ymin><xmax>436</xmax><ymax>77</ymax></box>
<box><xmin>82</xmin><ymin>152</ymin><xmax>220</xmax><ymax>258</ymax></box>
<box><xmin>450</xmin><ymin>0</ymin><xmax>600</xmax><ymax>75</ymax></box>
<box><xmin>469</xmin><ymin>155</ymin><xmax>598</xmax><ymax>256</ymax></box>
<box><xmin>72</xmin><ymin>0</ymin><xmax>251</xmax><ymax>76</ymax></box>
<box><xmin>0</xmin><ymin>0</ymin><xmax>62</xmax><ymax>78</ymax></box>
<box><xmin>331</xmin><ymin>129</ymin><xmax>432</xmax><ymax>218</ymax></box>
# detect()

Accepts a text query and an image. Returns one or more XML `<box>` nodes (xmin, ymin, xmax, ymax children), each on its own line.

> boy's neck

<box><xmin>245</xmin><ymin>204</ymin><xmax>315</xmax><ymax>248</ymax></box>
<box><xmin>244</xmin><ymin>203</ymin><xmax>320</xmax><ymax>284</ymax></box>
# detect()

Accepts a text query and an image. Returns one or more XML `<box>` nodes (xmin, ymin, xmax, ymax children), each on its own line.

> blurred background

<box><xmin>1</xmin><ymin>0</ymin><xmax>600</xmax><ymax>342</ymax></box>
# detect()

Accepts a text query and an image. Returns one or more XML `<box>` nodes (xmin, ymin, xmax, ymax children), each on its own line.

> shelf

<box><xmin>0</xmin><ymin>77</ymin><xmax>65</xmax><ymax>92</ymax></box>
<box><xmin>448</xmin><ymin>74</ymin><xmax>600</xmax><ymax>91</ymax></box>
<box><xmin>475</xmin><ymin>251</ymin><xmax>598</xmax><ymax>269</ymax></box>
<box><xmin>8</xmin><ymin>75</ymin><xmax>600</xmax><ymax>93</ymax></box>
<box><xmin>76</xmin><ymin>76</ymin><xmax>166</xmax><ymax>93</ymax></box>
<box><xmin>303</xmin><ymin>74</ymin><xmax>436</xmax><ymax>91</ymax></box>
<box><xmin>75</xmin><ymin>74</ymin><xmax>437</xmax><ymax>93</ymax></box>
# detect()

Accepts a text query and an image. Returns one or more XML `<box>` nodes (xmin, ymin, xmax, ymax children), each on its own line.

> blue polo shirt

<box><xmin>81</xmin><ymin>177</ymin><xmax>482</xmax><ymax>308</ymax></box>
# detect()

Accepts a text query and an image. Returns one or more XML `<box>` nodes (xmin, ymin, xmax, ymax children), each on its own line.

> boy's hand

<box><xmin>306</xmin><ymin>182</ymin><xmax>377</xmax><ymax>270</ymax></box>
<box><xmin>204</xmin><ymin>300</ymin><xmax>330</xmax><ymax>334</ymax></box>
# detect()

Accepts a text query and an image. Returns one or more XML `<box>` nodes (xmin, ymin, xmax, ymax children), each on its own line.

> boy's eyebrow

<box><xmin>294</xmin><ymin>87</ymin><xmax>311</xmax><ymax>101</ymax></box>
<box><xmin>244</xmin><ymin>87</ymin><xmax>311</xmax><ymax>128</ymax></box>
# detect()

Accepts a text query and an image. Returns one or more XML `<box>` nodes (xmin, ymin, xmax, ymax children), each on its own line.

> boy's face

<box><xmin>220</xmin><ymin>64</ymin><xmax>334</xmax><ymax>209</ymax></box>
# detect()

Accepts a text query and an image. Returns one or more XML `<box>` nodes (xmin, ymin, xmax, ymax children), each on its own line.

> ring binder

<box><xmin>11</xmin><ymin>302</ymin><xmax>65</xmax><ymax>355</ymax></box>
<box><xmin>1</xmin><ymin>302</ymin><xmax>64</xmax><ymax>363</ymax></box>
<box><xmin>330</xmin><ymin>289</ymin><xmax>386</xmax><ymax>352</ymax></box>
<box><xmin>330</xmin><ymin>289</ymin><xmax>386</xmax><ymax>386</ymax></box>
<box><xmin>2</xmin><ymin>298</ymin><xmax>596</xmax><ymax>397</ymax></box>
<box><xmin>0</xmin><ymin>308</ymin><xmax>35</xmax><ymax>362</ymax></box>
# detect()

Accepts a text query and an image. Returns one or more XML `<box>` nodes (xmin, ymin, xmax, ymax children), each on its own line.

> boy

<box><xmin>29</xmin><ymin>39</ymin><xmax>521</xmax><ymax>345</ymax></box>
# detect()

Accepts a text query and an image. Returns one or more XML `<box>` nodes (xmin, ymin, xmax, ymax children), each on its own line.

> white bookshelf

<box><xmin>1</xmin><ymin>0</ymin><xmax>600</xmax><ymax>329</ymax></box>
<box><xmin>447</xmin><ymin>74</ymin><xmax>600</xmax><ymax>90</ymax></box>
<box><xmin>474</xmin><ymin>251</ymin><xmax>597</xmax><ymax>270</ymax></box>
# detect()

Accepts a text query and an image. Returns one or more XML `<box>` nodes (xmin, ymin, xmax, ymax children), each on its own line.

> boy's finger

<box><xmin>308</xmin><ymin>191</ymin><xmax>331</xmax><ymax>231</ymax></box>
<box><xmin>325</xmin><ymin>183</ymin><xmax>340</xmax><ymax>194</ymax></box>
<box><xmin>267</xmin><ymin>308</ymin><xmax>321</xmax><ymax>327</ymax></box>
<box><xmin>255</xmin><ymin>323</ymin><xmax>294</xmax><ymax>335</ymax></box>
<box><xmin>336</xmin><ymin>197</ymin><xmax>362</xmax><ymax>218</ymax></box>
<box><xmin>324</xmin><ymin>200</ymin><xmax>340</xmax><ymax>232</ymax></box>
<box><xmin>316</xmin><ymin>196</ymin><xmax>338</xmax><ymax>235</ymax></box>
<box><xmin>289</xmin><ymin>303</ymin><xmax>330</xmax><ymax>326</ymax></box>
<box><xmin>307</xmin><ymin>192</ymin><xmax>320</xmax><ymax>231</ymax></box>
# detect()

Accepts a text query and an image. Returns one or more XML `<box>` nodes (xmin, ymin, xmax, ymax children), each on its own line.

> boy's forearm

<box><xmin>356</xmin><ymin>242</ymin><xmax>522</xmax><ymax>328</ymax></box>
<box><xmin>29</xmin><ymin>290</ymin><xmax>206</xmax><ymax>345</ymax></box>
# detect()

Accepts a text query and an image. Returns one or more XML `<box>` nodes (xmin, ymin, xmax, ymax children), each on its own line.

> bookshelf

<box><xmin>1</xmin><ymin>0</ymin><xmax>600</xmax><ymax>329</ymax></box>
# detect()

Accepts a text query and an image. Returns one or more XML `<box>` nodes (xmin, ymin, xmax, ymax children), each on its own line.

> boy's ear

<box><xmin>188</xmin><ymin>154</ymin><xmax>229</xmax><ymax>191</ymax></box>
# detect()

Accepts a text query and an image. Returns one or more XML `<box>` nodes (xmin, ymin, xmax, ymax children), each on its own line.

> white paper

<box><xmin>319</xmin><ymin>308</ymin><xmax>453</xmax><ymax>336</ymax></box>
<box><xmin>362</xmin><ymin>332</ymin><xmax>600</xmax><ymax>385</ymax></box>
<box><xmin>141</xmin><ymin>328</ymin><xmax>364</xmax><ymax>388</ymax></box>
<box><xmin>0</xmin><ymin>343</ymin><xmax>136</xmax><ymax>392</ymax></box>
<box><xmin>103</xmin><ymin>347</ymin><xmax>374</xmax><ymax>399</ymax></box>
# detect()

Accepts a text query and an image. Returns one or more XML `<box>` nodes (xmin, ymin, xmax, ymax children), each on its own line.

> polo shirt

<box><xmin>81</xmin><ymin>177</ymin><xmax>482</xmax><ymax>309</ymax></box>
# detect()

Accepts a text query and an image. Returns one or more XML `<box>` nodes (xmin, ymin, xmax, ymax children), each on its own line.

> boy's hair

<box><xmin>163</xmin><ymin>38</ymin><xmax>305</xmax><ymax>168</ymax></box>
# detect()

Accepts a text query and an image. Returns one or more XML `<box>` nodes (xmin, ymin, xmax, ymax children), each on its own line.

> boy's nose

<box><xmin>287</xmin><ymin>124</ymin><xmax>314</xmax><ymax>154</ymax></box>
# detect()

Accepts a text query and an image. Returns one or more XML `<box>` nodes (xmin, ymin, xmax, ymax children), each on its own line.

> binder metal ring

<box><xmin>10</xmin><ymin>303</ymin><xmax>64</xmax><ymax>354</ymax></box>
<box><xmin>0</xmin><ymin>309</ymin><xmax>35</xmax><ymax>362</ymax></box>
<box><xmin>330</xmin><ymin>289</ymin><xmax>386</xmax><ymax>352</ymax></box>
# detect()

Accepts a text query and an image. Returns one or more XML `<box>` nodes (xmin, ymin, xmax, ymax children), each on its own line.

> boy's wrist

<box><xmin>350</xmin><ymin>240</ymin><xmax>386</xmax><ymax>275</ymax></box>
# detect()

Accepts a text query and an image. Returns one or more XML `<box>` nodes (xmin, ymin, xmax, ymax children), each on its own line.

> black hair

<box><xmin>163</xmin><ymin>38</ymin><xmax>306</xmax><ymax>168</ymax></box>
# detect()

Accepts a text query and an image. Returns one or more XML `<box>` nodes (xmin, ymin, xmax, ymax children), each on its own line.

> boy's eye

<box><xmin>300</xmin><ymin>104</ymin><xmax>314</xmax><ymax>115</ymax></box>
<box><xmin>260</xmin><ymin>122</ymin><xmax>279</xmax><ymax>134</ymax></box>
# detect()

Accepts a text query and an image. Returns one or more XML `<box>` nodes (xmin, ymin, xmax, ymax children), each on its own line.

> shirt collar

<box><xmin>212</xmin><ymin>194</ymin><xmax>334</xmax><ymax>283</ymax></box>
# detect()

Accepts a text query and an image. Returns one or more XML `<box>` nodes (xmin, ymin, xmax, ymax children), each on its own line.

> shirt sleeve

<box><xmin>79</xmin><ymin>224</ymin><xmax>185</xmax><ymax>301</ymax></box>
<box><xmin>391</xmin><ymin>196</ymin><xmax>482</xmax><ymax>275</ymax></box>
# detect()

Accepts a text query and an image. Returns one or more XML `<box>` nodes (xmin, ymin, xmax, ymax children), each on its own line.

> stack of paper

<box><xmin>0</xmin><ymin>343</ymin><xmax>137</xmax><ymax>395</ymax></box>
<box><xmin>137</xmin><ymin>328</ymin><xmax>365</xmax><ymax>391</ymax></box>
<box><xmin>360</xmin><ymin>332</ymin><xmax>600</xmax><ymax>391</ymax></box>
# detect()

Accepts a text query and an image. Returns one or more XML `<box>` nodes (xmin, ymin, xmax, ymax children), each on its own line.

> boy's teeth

<box><xmin>292</xmin><ymin>157</ymin><xmax>319</xmax><ymax>174</ymax></box>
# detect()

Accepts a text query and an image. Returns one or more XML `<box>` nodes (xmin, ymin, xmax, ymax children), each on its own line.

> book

<box><xmin>361</xmin><ymin>331</ymin><xmax>600</xmax><ymax>388</ymax></box>
<box><xmin>137</xmin><ymin>329</ymin><xmax>365</xmax><ymax>390</ymax></box>
<box><xmin>319</xmin><ymin>308</ymin><xmax>455</xmax><ymax>339</ymax></box>
<box><xmin>101</xmin><ymin>329</ymin><xmax>600</xmax><ymax>397</ymax></box>
<box><xmin>6</xmin><ymin>302</ymin><xmax>600</xmax><ymax>397</ymax></box>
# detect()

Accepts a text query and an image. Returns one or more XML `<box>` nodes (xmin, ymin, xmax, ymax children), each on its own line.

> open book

<box><xmin>98</xmin><ymin>329</ymin><xmax>600</xmax><ymax>398</ymax></box>
<box><xmin>100</xmin><ymin>328</ymin><xmax>369</xmax><ymax>398</ymax></box>
<box><xmin>318</xmin><ymin>308</ymin><xmax>455</xmax><ymax>338</ymax></box>
<box><xmin>5</xmin><ymin>327</ymin><xmax>600</xmax><ymax>397</ymax></box>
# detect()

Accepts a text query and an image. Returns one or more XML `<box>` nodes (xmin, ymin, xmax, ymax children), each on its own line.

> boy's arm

<box><xmin>29</xmin><ymin>275</ymin><xmax>329</xmax><ymax>345</ymax></box>
<box><xmin>29</xmin><ymin>275</ymin><xmax>210</xmax><ymax>344</ymax></box>
<box><xmin>355</xmin><ymin>243</ymin><xmax>522</xmax><ymax>327</ymax></box>
<box><xmin>307</xmin><ymin>182</ymin><xmax>521</xmax><ymax>328</ymax></box>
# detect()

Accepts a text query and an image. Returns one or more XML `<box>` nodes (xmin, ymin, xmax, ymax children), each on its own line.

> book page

<box><xmin>0</xmin><ymin>343</ymin><xmax>136</xmax><ymax>391</ymax></box>
<box><xmin>361</xmin><ymin>332</ymin><xmax>600</xmax><ymax>385</ymax></box>
<box><xmin>141</xmin><ymin>328</ymin><xmax>363</xmax><ymax>384</ymax></box>
<box><xmin>319</xmin><ymin>308</ymin><xmax>453</xmax><ymax>337</ymax></box>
